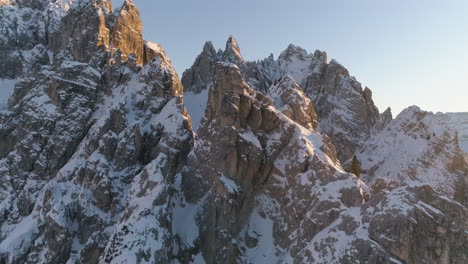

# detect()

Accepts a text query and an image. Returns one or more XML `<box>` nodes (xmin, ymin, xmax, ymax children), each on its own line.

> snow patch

<box><xmin>184</xmin><ymin>88</ymin><xmax>209</xmax><ymax>132</ymax></box>
<box><xmin>219</xmin><ymin>173</ymin><xmax>239</xmax><ymax>194</ymax></box>
<box><xmin>243</xmin><ymin>205</ymin><xmax>278</xmax><ymax>263</ymax></box>
<box><xmin>0</xmin><ymin>214</ymin><xmax>39</xmax><ymax>261</ymax></box>
<box><xmin>239</xmin><ymin>131</ymin><xmax>261</xmax><ymax>149</ymax></box>
<box><xmin>172</xmin><ymin>196</ymin><xmax>205</xmax><ymax>248</ymax></box>
<box><xmin>0</xmin><ymin>78</ymin><xmax>17</xmax><ymax>110</ymax></box>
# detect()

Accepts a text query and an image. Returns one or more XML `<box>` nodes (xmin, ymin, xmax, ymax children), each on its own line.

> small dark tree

<box><xmin>162</xmin><ymin>71</ymin><xmax>171</xmax><ymax>95</ymax></box>
<box><xmin>453</xmin><ymin>169</ymin><xmax>467</xmax><ymax>205</ymax></box>
<box><xmin>351</xmin><ymin>155</ymin><xmax>361</xmax><ymax>178</ymax></box>
<box><xmin>454</xmin><ymin>131</ymin><xmax>460</xmax><ymax>146</ymax></box>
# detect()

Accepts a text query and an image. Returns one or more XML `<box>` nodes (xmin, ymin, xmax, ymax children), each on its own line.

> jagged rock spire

<box><xmin>279</xmin><ymin>44</ymin><xmax>310</xmax><ymax>62</ymax></box>
<box><xmin>202</xmin><ymin>41</ymin><xmax>217</xmax><ymax>55</ymax></box>
<box><xmin>181</xmin><ymin>41</ymin><xmax>218</xmax><ymax>93</ymax></box>
<box><xmin>110</xmin><ymin>0</ymin><xmax>145</xmax><ymax>64</ymax></box>
<box><xmin>373</xmin><ymin>106</ymin><xmax>393</xmax><ymax>132</ymax></box>
<box><xmin>314</xmin><ymin>49</ymin><xmax>328</xmax><ymax>63</ymax></box>
<box><xmin>222</xmin><ymin>35</ymin><xmax>243</xmax><ymax>65</ymax></box>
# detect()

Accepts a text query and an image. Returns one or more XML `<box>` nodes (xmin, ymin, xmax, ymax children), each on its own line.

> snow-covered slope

<box><xmin>356</xmin><ymin>106</ymin><xmax>466</xmax><ymax>197</ymax></box>
<box><xmin>183</xmin><ymin>88</ymin><xmax>209</xmax><ymax>131</ymax></box>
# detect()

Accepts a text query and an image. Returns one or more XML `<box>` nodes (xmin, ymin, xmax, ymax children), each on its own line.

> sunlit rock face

<box><xmin>0</xmin><ymin>1</ymin><xmax>467</xmax><ymax>263</ymax></box>
<box><xmin>110</xmin><ymin>0</ymin><xmax>145</xmax><ymax>65</ymax></box>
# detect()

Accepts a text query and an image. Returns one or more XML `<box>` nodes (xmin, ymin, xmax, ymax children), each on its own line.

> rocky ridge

<box><xmin>356</xmin><ymin>106</ymin><xmax>467</xmax><ymax>198</ymax></box>
<box><xmin>183</xmin><ymin>37</ymin><xmax>466</xmax><ymax>200</ymax></box>
<box><xmin>176</xmin><ymin>61</ymin><xmax>468</xmax><ymax>264</ymax></box>
<box><xmin>182</xmin><ymin>38</ymin><xmax>391</xmax><ymax>163</ymax></box>
<box><xmin>0</xmin><ymin>1</ymin><xmax>467</xmax><ymax>264</ymax></box>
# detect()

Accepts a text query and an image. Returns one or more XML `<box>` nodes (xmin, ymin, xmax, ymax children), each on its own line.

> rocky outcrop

<box><xmin>181</xmin><ymin>41</ymin><xmax>217</xmax><ymax>94</ymax></box>
<box><xmin>374</xmin><ymin>107</ymin><xmax>393</xmax><ymax>132</ymax></box>
<box><xmin>176</xmin><ymin>61</ymin><xmax>364</xmax><ymax>263</ymax></box>
<box><xmin>311</xmin><ymin>184</ymin><xmax>468</xmax><ymax>264</ymax></box>
<box><xmin>182</xmin><ymin>37</ymin><xmax>391</xmax><ymax>162</ymax></box>
<box><xmin>55</xmin><ymin>0</ymin><xmax>113</xmax><ymax>63</ymax></box>
<box><xmin>222</xmin><ymin>35</ymin><xmax>243</xmax><ymax>65</ymax></box>
<box><xmin>110</xmin><ymin>0</ymin><xmax>145</xmax><ymax>65</ymax></box>
<box><xmin>0</xmin><ymin>0</ymin><xmax>149</xmax><ymax>80</ymax></box>
<box><xmin>267</xmin><ymin>75</ymin><xmax>318</xmax><ymax>130</ymax></box>
<box><xmin>301</xmin><ymin>58</ymin><xmax>383</xmax><ymax>162</ymax></box>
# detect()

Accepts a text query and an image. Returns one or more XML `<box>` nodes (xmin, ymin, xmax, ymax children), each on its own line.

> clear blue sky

<box><xmin>115</xmin><ymin>0</ymin><xmax>468</xmax><ymax>115</ymax></box>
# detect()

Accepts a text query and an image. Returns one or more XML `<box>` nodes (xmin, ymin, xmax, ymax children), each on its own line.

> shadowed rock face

<box><xmin>0</xmin><ymin>0</ymin><xmax>53</xmax><ymax>78</ymax></box>
<box><xmin>0</xmin><ymin>1</ymin><xmax>467</xmax><ymax>264</ymax></box>
<box><xmin>181</xmin><ymin>41</ymin><xmax>218</xmax><ymax>94</ymax></box>
<box><xmin>303</xmin><ymin>59</ymin><xmax>382</xmax><ymax>162</ymax></box>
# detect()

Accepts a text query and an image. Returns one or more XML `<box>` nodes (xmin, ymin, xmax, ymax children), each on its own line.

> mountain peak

<box><xmin>110</xmin><ymin>0</ymin><xmax>144</xmax><ymax>64</ymax></box>
<box><xmin>226</xmin><ymin>35</ymin><xmax>239</xmax><ymax>46</ymax></box>
<box><xmin>398</xmin><ymin>105</ymin><xmax>423</xmax><ymax>118</ymax></box>
<box><xmin>203</xmin><ymin>61</ymin><xmax>250</xmax><ymax>128</ymax></box>
<box><xmin>313</xmin><ymin>49</ymin><xmax>328</xmax><ymax>63</ymax></box>
<box><xmin>383</xmin><ymin>107</ymin><xmax>392</xmax><ymax>115</ymax></box>
<box><xmin>279</xmin><ymin>44</ymin><xmax>309</xmax><ymax>61</ymax></box>
<box><xmin>181</xmin><ymin>40</ymin><xmax>219</xmax><ymax>94</ymax></box>
<box><xmin>120</xmin><ymin>0</ymin><xmax>135</xmax><ymax>10</ymax></box>
<box><xmin>222</xmin><ymin>35</ymin><xmax>243</xmax><ymax>64</ymax></box>
<box><xmin>202</xmin><ymin>41</ymin><xmax>216</xmax><ymax>54</ymax></box>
